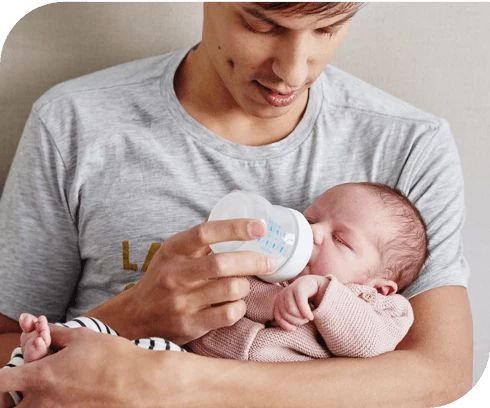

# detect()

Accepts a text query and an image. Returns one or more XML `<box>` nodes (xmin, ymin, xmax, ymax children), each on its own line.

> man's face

<box><xmin>201</xmin><ymin>3</ymin><xmax>354</xmax><ymax>119</ymax></box>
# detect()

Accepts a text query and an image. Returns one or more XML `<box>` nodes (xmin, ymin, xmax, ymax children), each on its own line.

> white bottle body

<box><xmin>209</xmin><ymin>191</ymin><xmax>313</xmax><ymax>283</ymax></box>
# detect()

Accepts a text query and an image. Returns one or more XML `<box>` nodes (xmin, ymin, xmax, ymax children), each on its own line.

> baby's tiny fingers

<box><xmin>283</xmin><ymin>293</ymin><xmax>304</xmax><ymax>320</ymax></box>
<box><xmin>274</xmin><ymin>313</ymin><xmax>297</xmax><ymax>332</ymax></box>
<box><xmin>294</xmin><ymin>286</ymin><xmax>315</xmax><ymax>321</ymax></box>
<box><xmin>296</xmin><ymin>295</ymin><xmax>314</xmax><ymax>321</ymax></box>
<box><xmin>282</xmin><ymin>311</ymin><xmax>310</xmax><ymax>327</ymax></box>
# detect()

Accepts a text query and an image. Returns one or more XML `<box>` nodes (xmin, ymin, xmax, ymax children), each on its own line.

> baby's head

<box><xmin>299</xmin><ymin>182</ymin><xmax>429</xmax><ymax>295</ymax></box>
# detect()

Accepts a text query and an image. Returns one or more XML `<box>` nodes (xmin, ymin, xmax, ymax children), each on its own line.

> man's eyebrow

<box><xmin>242</xmin><ymin>7</ymin><xmax>358</xmax><ymax>29</ymax></box>
<box><xmin>327</xmin><ymin>11</ymin><xmax>358</xmax><ymax>28</ymax></box>
<box><xmin>243</xmin><ymin>7</ymin><xmax>279</xmax><ymax>26</ymax></box>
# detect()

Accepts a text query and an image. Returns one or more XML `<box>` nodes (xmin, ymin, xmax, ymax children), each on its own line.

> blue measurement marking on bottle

<box><xmin>272</xmin><ymin>243</ymin><xmax>276</xmax><ymax>249</ymax></box>
<box><xmin>266</xmin><ymin>240</ymin><xmax>269</xmax><ymax>245</ymax></box>
<box><xmin>257</xmin><ymin>238</ymin><xmax>261</xmax><ymax>242</ymax></box>
<box><xmin>260</xmin><ymin>245</ymin><xmax>272</xmax><ymax>255</ymax></box>
<box><xmin>280</xmin><ymin>247</ymin><xmax>284</xmax><ymax>253</ymax></box>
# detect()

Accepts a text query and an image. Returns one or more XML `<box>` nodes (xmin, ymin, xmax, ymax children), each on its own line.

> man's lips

<box><xmin>254</xmin><ymin>81</ymin><xmax>300</xmax><ymax>107</ymax></box>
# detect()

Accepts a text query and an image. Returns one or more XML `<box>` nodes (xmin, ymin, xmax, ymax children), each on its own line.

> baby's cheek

<box><xmin>310</xmin><ymin>258</ymin><xmax>332</xmax><ymax>278</ymax></box>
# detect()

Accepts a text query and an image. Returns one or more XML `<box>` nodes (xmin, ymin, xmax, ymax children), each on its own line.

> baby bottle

<box><xmin>208</xmin><ymin>191</ymin><xmax>313</xmax><ymax>284</ymax></box>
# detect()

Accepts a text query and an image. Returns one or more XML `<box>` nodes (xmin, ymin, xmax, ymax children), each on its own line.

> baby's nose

<box><xmin>310</xmin><ymin>224</ymin><xmax>323</xmax><ymax>246</ymax></box>
<box><xmin>309</xmin><ymin>239</ymin><xmax>321</xmax><ymax>264</ymax></box>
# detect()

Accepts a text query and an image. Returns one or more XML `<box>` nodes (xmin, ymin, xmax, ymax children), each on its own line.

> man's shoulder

<box><xmin>32</xmin><ymin>51</ymin><xmax>181</xmax><ymax>113</ymax></box>
<box><xmin>320</xmin><ymin>65</ymin><xmax>442</xmax><ymax>127</ymax></box>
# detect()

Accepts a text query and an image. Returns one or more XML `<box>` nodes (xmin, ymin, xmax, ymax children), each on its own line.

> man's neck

<box><xmin>174</xmin><ymin>46</ymin><xmax>307</xmax><ymax>146</ymax></box>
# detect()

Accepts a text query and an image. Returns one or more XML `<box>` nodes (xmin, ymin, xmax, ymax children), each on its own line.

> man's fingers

<box><xmin>198</xmin><ymin>299</ymin><xmax>247</xmax><ymax>332</ymax></box>
<box><xmin>0</xmin><ymin>366</ymin><xmax>30</xmax><ymax>393</ymax></box>
<box><xmin>163</xmin><ymin>219</ymin><xmax>266</xmax><ymax>257</ymax></box>
<box><xmin>47</xmin><ymin>324</ymin><xmax>80</xmax><ymax>350</ymax></box>
<box><xmin>193</xmin><ymin>277</ymin><xmax>250</xmax><ymax>307</ymax></box>
<box><xmin>182</xmin><ymin>251</ymin><xmax>274</xmax><ymax>280</ymax></box>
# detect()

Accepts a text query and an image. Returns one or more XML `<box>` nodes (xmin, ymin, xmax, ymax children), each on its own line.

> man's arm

<box><xmin>0</xmin><ymin>285</ymin><xmax>472</xmax><ymax>407</ymax></box>
<box><xmin>202</xmin><ymin>285</ymin><xmax>472</xmax><ymax>407</ymax></box>
<box><xmin>0</xmin><ymin>314</ymin><xmax>21</xmax><ymax>366</ymax></box>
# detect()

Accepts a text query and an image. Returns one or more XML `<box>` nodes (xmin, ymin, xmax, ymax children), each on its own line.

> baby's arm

<box><xmin>273</xmin><ymin>275</ymin><xmax>330</xmax><ymax>331</ymax></box>
<box><xmin>188</xmin><ymin>277</ymin><xmax>332</xmax><ymax>361</ymax></box>
<box><xmin>313</xmin><ymin>275</ymin><xmax>414</xmax><ymax>358</ymax></box>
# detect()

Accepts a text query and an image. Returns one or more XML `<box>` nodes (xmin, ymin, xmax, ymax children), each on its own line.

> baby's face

<box><xmin>297</xmin><ymin>184</ymin><xmax>396</xmax><ymax>285</ymax></box>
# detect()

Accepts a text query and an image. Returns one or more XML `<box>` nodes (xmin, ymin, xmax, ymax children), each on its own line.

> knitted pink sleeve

<box><xmin>188</xmin><ymin>276</ymin><xmax>413</xmax><ymax>361</ymax></box>
<box><xmin>313</xmin><ymin>275</ymin><xmax>414</xmax><ymax>358</ymax></box>
<box><xmin>187</xmin><ymin>278</ymin><xmax>329</xmax><ymax>361</ymax></box>
<box><xmin>187</xmin><ymin>315</ymin><xmax>332</xmax><ymax>361</ymax></box>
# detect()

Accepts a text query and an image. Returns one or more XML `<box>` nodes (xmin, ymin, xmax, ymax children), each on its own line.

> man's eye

<box><xmin>333</xmin><ymin>235</ymin><xmax>346</xmax><ymax>246</ymax></box>
<box><xmin>243</xmin><ymin>18</ymin><xmax>282</xmax><ymax>35</ymax></box>
<box><xmin>315</xmin><ymin>27</ymin><xmax>340</xmax><ymax>39</ymax></box>
<box><xmin>244</xmin><ymin>21</ymin><xmax>267</xmax><ymax>34</ymax></box>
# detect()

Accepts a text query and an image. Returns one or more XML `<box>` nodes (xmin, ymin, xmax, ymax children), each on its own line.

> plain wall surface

<box><xmin>0</xmin><ymin>2</ymin><xmax>488</xmax><ymax>388</ymax></box>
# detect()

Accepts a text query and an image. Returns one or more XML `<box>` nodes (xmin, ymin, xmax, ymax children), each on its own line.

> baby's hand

<box><xmin>273</xmin><ymin>275</ymin><xmax>330</xmax><ymax>331</ymax></box>
<box><xmin>19</xmin><ymin>313</ymin><xmax>52</xmax><ymax>363</ymax></box>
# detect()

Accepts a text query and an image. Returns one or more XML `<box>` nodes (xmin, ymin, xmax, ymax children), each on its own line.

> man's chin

<box><xmin>243</xmin><ymin>103</ymin><xmax>292</xmax><ymax>120</ymax></box>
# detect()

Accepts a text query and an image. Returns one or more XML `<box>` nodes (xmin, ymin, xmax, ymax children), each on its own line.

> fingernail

<box><xmin>267</xmin><ymin>257</ymin><xmax>276</xmax><ymax>273</ymax></box>
<box><xmin>248</xmin><ymin>221</ymin><xmax>264</xmax><ymax>238</ymax></box>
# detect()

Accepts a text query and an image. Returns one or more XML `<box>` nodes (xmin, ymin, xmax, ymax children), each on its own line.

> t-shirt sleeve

<box><xmin>400</xmin><ymin>119</ymin><xmax>469</xmax><ymax>298</ymax></box>
<box><xmin>0</xmin><ymin>109</ymin><xmax>81</xmax><ymax>322</ymax></box>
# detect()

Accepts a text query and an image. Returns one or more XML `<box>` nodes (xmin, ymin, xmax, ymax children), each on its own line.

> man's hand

<box><xmin>273</xmin><ymin>275</ymin><xmax>329</xmax><ymax>331</ymax></box>
<box><xmin>89</xmin><ymin>219</ymin><xmax>275</xmax><ymax>344</ymax></box>
<box><xmin>0</xmin><ymin>324</ymin><xmax>189</xmax><ymax>408</ymax></box>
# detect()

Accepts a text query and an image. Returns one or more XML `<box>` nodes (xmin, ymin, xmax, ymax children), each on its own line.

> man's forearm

<box><xmin>0</xmin><ymin>333</ymin><xmax>21</xmax><ymax>366</ymax></box>
<box><xmin>192</xmin><ymin>286</ymin><xmax>473</xmax><ymax>408</ymax></box>
<box><xmin>82</xmin><ymin>288</ymin><xmax>144</xmax><ymax>339</ymax></box>
<box><xmin>198</xmin><ymin>348</ymin><xmax>467</xmax><ymax>408</ymax></box>
<box><xmin>84</xmin><ymin>285</ymin><xmax>472</xmax><ymax>407</ymax></box>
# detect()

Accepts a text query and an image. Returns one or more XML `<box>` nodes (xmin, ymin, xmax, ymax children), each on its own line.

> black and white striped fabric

<box><xmin>5</xmin><ymin>316</ymin><xmax>186</xmax><ymax>405</ymax></box>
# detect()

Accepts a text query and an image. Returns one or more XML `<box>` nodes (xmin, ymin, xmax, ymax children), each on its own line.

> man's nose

<box><xmin>271</xmin><ymin>33</ymin><xmax>310</xmax><ymax>90</ymax></box>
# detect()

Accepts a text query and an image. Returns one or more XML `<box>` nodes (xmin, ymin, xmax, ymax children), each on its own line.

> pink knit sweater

<box><xmin>188</xmin><ymin>275</ymin><xmax>413</xmax><ymax>362</ymax></box>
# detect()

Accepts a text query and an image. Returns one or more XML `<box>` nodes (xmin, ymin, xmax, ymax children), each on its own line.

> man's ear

<box><xmin>364</xmin><ymin>276</ymin><xmax>398</xmax><ymax>296</ymax></box>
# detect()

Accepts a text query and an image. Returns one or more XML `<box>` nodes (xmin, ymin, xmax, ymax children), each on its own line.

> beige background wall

<box><xmin>0</xmin><ymin>2</ymin><xmax>489</xmax><ymax>388</ymax></box>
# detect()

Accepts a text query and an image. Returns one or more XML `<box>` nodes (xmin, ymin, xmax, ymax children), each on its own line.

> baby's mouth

<box><xmin>289</xmin><ymin>265</ymin><xmax>311</xmax><ymax>283</ymax></box>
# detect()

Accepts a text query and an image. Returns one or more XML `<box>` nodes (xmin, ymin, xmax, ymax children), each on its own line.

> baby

<box><xmin>189</xmin><ymin>181</ymin><xmax>428</xmax><ymax>360</ymax></box>
<box><xmin>2</xmin><ymin>182</ymin><xmax>428</xmax><ymax>405</ymax></box>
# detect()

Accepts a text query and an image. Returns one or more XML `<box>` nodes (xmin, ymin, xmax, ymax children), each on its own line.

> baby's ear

<box><xmin>364</xmin><ymin>276</ymin><xmax>398</xmax><ymax>296</ymax></box>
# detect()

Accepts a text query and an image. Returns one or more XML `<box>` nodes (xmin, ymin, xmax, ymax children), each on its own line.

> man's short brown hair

<box><xmin>253</xmin><ymin>2</ymin><xmax>362</xmax><ymax>19</ymax></box>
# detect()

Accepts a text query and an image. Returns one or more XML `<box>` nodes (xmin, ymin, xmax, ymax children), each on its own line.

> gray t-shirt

<box><xmin>0</xmin><ymin>48</ymin><xmax>469</xmax><ymax>323</ymax></box>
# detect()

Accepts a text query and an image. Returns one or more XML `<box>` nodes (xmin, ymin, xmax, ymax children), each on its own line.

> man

<box><xmin>0</xmin><ymin>3</ymin><xmax>472</xmax><ymax>407</ymax></box>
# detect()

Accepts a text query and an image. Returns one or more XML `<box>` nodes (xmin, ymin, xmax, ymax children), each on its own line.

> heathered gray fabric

<box><xmin>0</xmin><ymin>48</ymin><xmax>468</xmax><ymax>323</ymax></box>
